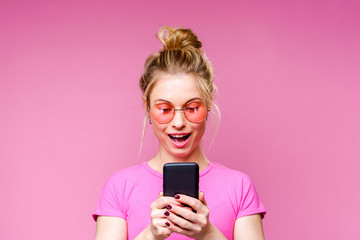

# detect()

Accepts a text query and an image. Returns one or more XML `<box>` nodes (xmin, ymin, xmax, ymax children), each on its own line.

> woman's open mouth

<box><xmin>168</xmin><ymin>133</ymin><xmax>191</xmax><ymax>147</ymax></box>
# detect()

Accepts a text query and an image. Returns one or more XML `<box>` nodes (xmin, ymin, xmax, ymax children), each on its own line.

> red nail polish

<box><xmin>165</xmin><ymin>204</ymin><xmax>172</xmax><ymax>210</ymax></box>
<box><xmin>165</xmin><ymin>222</ymin><xmax>170</xmax><ymax>227</ymax></box>
<box><xmin>174</xmin><ymin>194</ymin><xmax>180</xmax><ymax>199</ymax></box>
<box><xmin>164</xmin><ymin>211</ymin><xmax>170</xmax><ymax>217</ymax></box>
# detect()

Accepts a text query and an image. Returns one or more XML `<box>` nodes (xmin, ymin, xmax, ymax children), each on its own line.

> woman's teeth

<box><xmin>172</xmin><ymin>134</ymin><xmax>187</xmax><ymax>138</ymax></box>
<box><xmin>169</xmin><ymin>134</ymin><xmax>191</xmax><ymax>142</ymax></box>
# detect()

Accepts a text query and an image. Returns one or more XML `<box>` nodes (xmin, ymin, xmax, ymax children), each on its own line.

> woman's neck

<box><xmin>148</xmin><ymin>146</ymin><xmax>208</xmax><ymax>173</ymax></box>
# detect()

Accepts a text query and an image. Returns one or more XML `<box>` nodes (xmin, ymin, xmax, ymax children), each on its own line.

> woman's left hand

<box><xmin>163</xmin><ymin>192</ymin><xmax>215</xmax><ymax>240</ymax></box>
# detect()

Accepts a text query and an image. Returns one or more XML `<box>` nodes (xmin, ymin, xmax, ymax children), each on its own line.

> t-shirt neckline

<box><xmin>142</xmin><ymin>161</ymin><xmax>214</xmax><ymax>178</ymax></box>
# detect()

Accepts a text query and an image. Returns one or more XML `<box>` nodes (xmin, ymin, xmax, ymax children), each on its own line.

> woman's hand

<box><xmin>147</xmin><ymin>193</ymin><xmax>183</xmax><ymax>240</ymax></box>
<box><xmin>163</xmin><ymin>192</ymin><xmax>218</xmax><ymax>240</ymax></box>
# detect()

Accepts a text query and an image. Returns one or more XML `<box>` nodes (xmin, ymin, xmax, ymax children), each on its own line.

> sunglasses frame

<box><xmin>149</xmin><ymin>100</ymin><xmax>210</xmax><ymax>124</ymax></box>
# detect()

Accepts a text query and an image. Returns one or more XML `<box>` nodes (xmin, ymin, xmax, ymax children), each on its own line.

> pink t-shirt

<box><xmin>93</xmin><ymin>162</ymin><xmax>266</xmax><ymax>239</ymax></box>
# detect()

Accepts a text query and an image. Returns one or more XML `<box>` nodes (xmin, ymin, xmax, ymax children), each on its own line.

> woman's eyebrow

<box><xmin>153</xmin><ymin>99</ymin><xmax>171</xmax><ymax>104</ymax></box>
<box><xmin>184</xmin><ymin>97</ymin><xmax>202</xmax><ymax>105</ymax></box>
<box><xmin>153</xmin><ymin>97</ymin><xmax>202</xmax><ymax>105</ymax></box>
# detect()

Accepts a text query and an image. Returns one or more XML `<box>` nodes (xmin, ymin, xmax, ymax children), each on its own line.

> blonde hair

<box><xmin>139</xmin><ymin>26</ymin><xmax>220</xmax><ymax>153</ymax></box>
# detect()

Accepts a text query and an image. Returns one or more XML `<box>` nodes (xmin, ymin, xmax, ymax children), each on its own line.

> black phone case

<box><xmin>163</xmin><ymin>162</ymin><xmax>199</xmax><ymax>199</ymax></box>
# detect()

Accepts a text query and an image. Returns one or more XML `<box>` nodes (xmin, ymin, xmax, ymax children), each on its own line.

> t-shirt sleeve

<box><xmin>92</xmin><ymin>174</ymin><xmax>126</xmax><ymax>221</ymax></box>
<box><xmin>236</xmin><ymin>174</ymin><xmax>266</xmax><ymax>219</ymax></box>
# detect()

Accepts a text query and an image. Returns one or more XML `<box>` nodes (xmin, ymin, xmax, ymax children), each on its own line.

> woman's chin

<box><xmin>165</xmin><ymin>147</ymin><xmax>193</xmax><ymax>159</ymax></box>
<box><xmin>170</xmin><ymin>151</ymin><xmax>191</xmax><ymax>158</ymax></box>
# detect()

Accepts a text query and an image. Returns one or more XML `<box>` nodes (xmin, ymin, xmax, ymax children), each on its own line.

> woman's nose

<box><xmin>171</xmin><ymin>110</ymin><xmax>186</xmax><ymax>128</ymax></box>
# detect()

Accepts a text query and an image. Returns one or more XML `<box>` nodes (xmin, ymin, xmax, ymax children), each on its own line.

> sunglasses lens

<box><xmin>151</xmin><ymin>103</ymin><xmax>174</xmax><ymax>123</ymax></box>
<box><xmin>184</xmin><ymin>101</ymin><xmax>207</xmax><ymax>122</ymax></box>
<box><xmin>151</xmin><ymin>101</ymin><xmax>208</xmax><ymax>123</ymax></box>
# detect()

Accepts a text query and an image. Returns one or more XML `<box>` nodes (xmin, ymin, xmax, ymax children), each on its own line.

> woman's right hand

<box><xmin>147</xmin><ymin>193</ymin><xmax>182</xmax><ymax>240</ymax></box>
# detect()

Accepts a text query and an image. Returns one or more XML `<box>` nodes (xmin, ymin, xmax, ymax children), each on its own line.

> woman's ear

<box><xmin>143</xmin><ymin>96</ymin><xmax>149</xmax><ymax>109</ymax></box>
<box><xmin>147</xmin><ymin>104</ymin><xmax>152</xmax><ymax>124</ymax></box>
<box><xmin>144</xmin><ymin>97</ymin><xmax>153</xmax><ymax>124</ymax></box>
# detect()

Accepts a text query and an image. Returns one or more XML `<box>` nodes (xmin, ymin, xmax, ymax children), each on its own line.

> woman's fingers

<box><xmin>152</xmin><ymin>217</ymin><xmax>172</xmax><ymax>228</ymax></box>
<box><xmin>163</xmin><ymin>208</ymin><xmax>208</xmax><ymax>238</ymax></box>
<box><xmin>151</xmin><ymin>208</ymin><xmax>169</xmax><ymax>219</ymax></box>
<box><xmin>157</xmin><ymin>193</ymin><xmax>212</xmax><ymax>239</ymax></box>
<box><xmin>157</xmin><ymin>192</ymin><xmax>163</xmax><ymax>199</ymax></box>
<box><xmin>149</xmin><ymin>194</ymin><xmax>210</xmax><ymax>239</ymax></box>
<box><xmin>151</xmin><ymin>196</ymin><xmax>182</xmax><ymax>210</ymax></box>
<box><xmin>174</xmin><ymin>193</ymin><xmax>209</xmax><ymax>214</ymax></box>
<box><xmin>166</xmin><ymin>221</ymin><xmax>195</xmax><ymax>236</ymax></box>
<box><xmin>198</xmin><ymin>192</ymin><xmax>207</xmax><ymax>206</ymax></box>
<box><xmin>149</xmin><ymin>196</ymin><xmax>178</xmax><ymax>239</ymax></box>
<box><xmin>165</xmin><ymin>206</ymin><xmax>208</xmax><ymax>231</ymax></box>
<box><xmin>150</xmin><ymin>218</ymin><xmax>173</xmax><ymax>238</ymax></box>
<box><xmin>165</xmin><ymin>204</ymin><xmax>197</xmax><ymax>222</ymax></box>
<box><xmin>164</xmin><ymin>210</ymin><xmax>199</xmax><ymax>232</ymax></box>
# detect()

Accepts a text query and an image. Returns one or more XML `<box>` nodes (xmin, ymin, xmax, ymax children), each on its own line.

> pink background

<box><xmin>1</xmin><ymin>0</ymin><xmax>359</xmax><ymax>239</ymax></box>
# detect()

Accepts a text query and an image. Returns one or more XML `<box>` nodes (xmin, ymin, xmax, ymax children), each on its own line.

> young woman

<box><xmin>93</xmin><ymin>26</ymin><xmax>266</xmax><ymax>240</ymax></box>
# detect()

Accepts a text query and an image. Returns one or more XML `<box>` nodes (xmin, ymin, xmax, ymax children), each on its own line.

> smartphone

<box><xmin>163</xmin><ymin>162</ymin><xmax>199</xmax><ymax>199</ymax></box>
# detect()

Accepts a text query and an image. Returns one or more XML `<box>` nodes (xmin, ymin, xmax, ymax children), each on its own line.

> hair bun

<box><xmin>157</xmin><ymin>26</ymin><xmax>202</xmax><ymax>51</ymax></box>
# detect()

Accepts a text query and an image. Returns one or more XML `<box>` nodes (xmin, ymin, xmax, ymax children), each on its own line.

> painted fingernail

<box><xmin>165</xmin><ymin>204</ymin><xmax>172</xmax><ymax>210</ymax></box>
<box><xmin>164</xmin><ymin>211</ymin><xmax>170</xmax><ymax>217</ymax></box>
<box><xmin>174</xmin><ymin>194</ymin><xmax>180</xmax><ymax>199</ymax></box>
<box><xmin>165</xmin><ymin>222</ymin><xmax>170</xmax><ymax>227</ymax></box>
